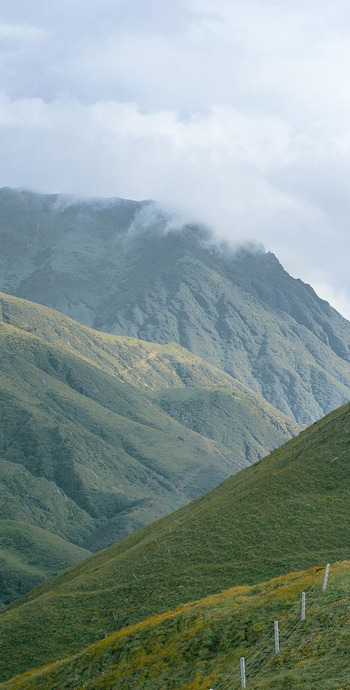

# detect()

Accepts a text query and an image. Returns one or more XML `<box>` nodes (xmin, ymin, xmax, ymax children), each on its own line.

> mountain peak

<box><xmin>1</xmin><ymin>189</ymin><xmax>350</xmax><ymax>424</ymax></box>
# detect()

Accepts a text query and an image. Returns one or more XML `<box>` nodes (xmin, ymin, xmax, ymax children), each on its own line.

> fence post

<box><xmin>274</xmin><ymin>620</ymin><xmax>280</xmax><ymax>653</ymax></box>
<box><xmin>301</xmin><ymin>591</ymin><xmax>306</xmax><ymax>621</ymax></box>
<box><xmin>323</xmin><ymin>563</ymin><xmax>330</xmax><ymax>592</ymax></box>
<box><xmin>240</xmin><ymin>656</ymin><xmax>246</xmax><ymax>688</ymax></box>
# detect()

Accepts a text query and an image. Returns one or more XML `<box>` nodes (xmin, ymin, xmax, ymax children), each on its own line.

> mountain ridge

<box><xmin>1</xmin><ymin>187</ymin><xmax>350</xmax><ymax>424</ymax></box>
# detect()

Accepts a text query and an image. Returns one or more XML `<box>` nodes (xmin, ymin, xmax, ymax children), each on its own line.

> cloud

<box><xmin>1</xmin><ymin>1</ymin><xmax>350</xmax><ymax>318</ymax></box>
<box><xmin>313</xmin><ymin>283</ymin><xmax>350</xmax><ymax>321</ymax></box>
<box><xmin>0</xmin><ymin>22</ymin><xmax>47</xmax><ymax>41</ymax></box>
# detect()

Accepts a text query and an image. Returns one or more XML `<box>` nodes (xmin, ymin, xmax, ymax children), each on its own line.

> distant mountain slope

<box><xmin>149</xmin><ymin>387</ymin><xmax>298</xmax><ymax>463</ymax></box>
<box><xmin>1</xmin><ymin>320</ymin><xmax>248</xmax><ymax>550</ymax></box>
<box><xmin>0</xmin><ymin>292</ymin><xmax>299</xmax><ymax>466</ymax></box>
<box><xmin>0</xmin><ymin>291</ymin><xmax>246</xmax><ymax>390</ymax></box>
<box><xmin>0</xmin><ymin>521</ymin><xmax>90</xmax><ymax>609</ymax></box>
<box><xmin>1</xmin><ymin>188</ymin><xmax>350</xmax><ymax>424</ymax></box>
<box><xmin>0</xmin><ymin>295</ymin><xmax>301</xmax><ymax>604</ymax></box>
<box><xmin>0</xmin><ymin>401</ymin><xmax>348</xmax><ymax>681</ymax></box>
<box><xmin>2</xmin><ymin>563</ymin><xmax>348</xmax><ymax>689</ymax></box>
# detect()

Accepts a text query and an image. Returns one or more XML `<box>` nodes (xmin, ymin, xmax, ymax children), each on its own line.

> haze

<box><xmin>1</xmin><ymin>0</ymin><xmax>350</xmax><ymax>316</ymax></box>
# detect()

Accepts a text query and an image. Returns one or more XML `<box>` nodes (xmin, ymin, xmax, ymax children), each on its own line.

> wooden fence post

<box><xmin>240</xmin><ymin>656</ymin><xmax>246</xmax><ymax>688</ymax></box>
<box><xmin>323</xmin><ymin>564</ymin><xmax>330</xmax><ymax>592</ymax></box>
<box><xmin>274</xmin><ymin>620</ymin><xmax>280</xmax><ymax>653</ymax></box>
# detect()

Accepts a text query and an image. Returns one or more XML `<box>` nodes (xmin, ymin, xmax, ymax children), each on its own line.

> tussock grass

<box><xmin>2</xmin><ymin>563</ymin><xmax>349</xmax><ymax>689</ymax></box>
<box><xmin>0</xmin><ymin>401</ymin><xmax>349</xmax><ymax>681</ymax></box>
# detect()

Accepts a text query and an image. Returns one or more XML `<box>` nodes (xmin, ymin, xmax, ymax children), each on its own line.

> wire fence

<box><xmin>100</xmin><ymin>477</ymin><xmax>350</xmax><ymax>690</ymax></box>
<box><xmin>210</xmin><ymin>558</ymin><xmax>350</xmax><ymax>689</ymax></box>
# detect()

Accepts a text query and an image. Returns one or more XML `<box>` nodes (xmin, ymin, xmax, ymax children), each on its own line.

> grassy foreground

<box><xmin>0</xmin><ymin>401</ymin><xmax>349</xmax><ymax>681</ymax></box>
<box><xmin>2</xmin><ymin>562</ymin><xmax>349</xmax><ymax>689</ymax></box>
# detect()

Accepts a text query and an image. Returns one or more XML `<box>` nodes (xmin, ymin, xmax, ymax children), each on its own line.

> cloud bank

<box><xmin>1</xmin><ymin>0</ymin><xmax>350</xmax><ymax>316</ymax></box>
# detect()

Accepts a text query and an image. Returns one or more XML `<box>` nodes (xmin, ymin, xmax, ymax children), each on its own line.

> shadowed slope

<box><xmin>1</xmin><ymin>320</ymin><xmax>247</xmax><ymax>548</ymax></box>
<box><xmin>0</xmin><ymin>294</ymin><xmax>302</xmax><ymax>605</ymax></box>
<box><xmin>0</xmin><ymin>521</ymin><xmax>90</xmax><ymax>609</ymax></box>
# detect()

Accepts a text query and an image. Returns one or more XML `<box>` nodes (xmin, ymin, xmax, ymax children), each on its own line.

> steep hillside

<box><xmin>1</xmin><ymin>320</ymin><xmax>248</xmax><ymax>551</ymax></box>
<box><xmin>0</xmin><ymin>292</ymin><xmax>299</xmax><ymax>467</ymax></box>
<box><xmin>0</xmin><ymin>521</ymin><xmax>90</xmax><ymax>609</ymax></box>
<box><xmin>2</xmin><ymin>563</ymin><xmax>348</xmax><ymax>689</ymax></box>
<box><xmin>0</xmin><ymin>294</ymin><xmax>301</xmax><ymax>605</ymax></box>
<box><xmin>0</xmin><ymin>401</ymin><xmax>349</xmax><ymax>681</ymax></box>
<box><xmin>1</xmin><ymin>188</ymin><xmax>350</xmax><ymax>423</ymax></box>
<box><xmin>149</xmin><ymin>387</ymin><xmax>297</xmax><ymax>463</ymax></box>
<box><xmin>0</xmin><ymin>292</ymin><xmax>238</xmax><ymax>391</ymax></box>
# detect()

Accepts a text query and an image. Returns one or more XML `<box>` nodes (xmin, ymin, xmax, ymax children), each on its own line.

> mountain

<box><xmin>0</xmin><ymin>293</ymin><xmax>300</xmax><ymax>603</ymax></box>
<box><xmin>0</xmin><ymin>400</ymin><xmax>348</xmax><ymax>682</ymax></box>
<box><xmin>148</xmin><ymin>387</ymin><xmax>298</xmax><ymax>462</ymax></box>
<box><xmin>0</xmin><ymin>316</ymin><xmax>246</xmax><ymax>548</ymax></box>
<box><xmin>0</xmin><ymin>292</ymin><xmax>299</xmax><ymax>467</ymax></box>
<box><xmin>2</xmin><ymin>562</ymin><xmax>348</xmax><ymax>689</ymax></box>
<box><xmin>1</xmin><ymin>187</ymin><xmax>350</xmax><ymax>424</ymax></box>
<box><xmin>0</xmin><ymin>521</ymin><xmax>90</xmax><ymax>609</ymax></box>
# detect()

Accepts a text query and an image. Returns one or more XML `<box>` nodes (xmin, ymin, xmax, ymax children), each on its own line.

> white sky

<box><xmin>1</xmin><ymin>0</ymin><xmax>350</xmax><ymax>317</ymax></box>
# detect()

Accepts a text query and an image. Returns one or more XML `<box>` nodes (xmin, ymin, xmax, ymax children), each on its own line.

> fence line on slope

<box><xmin>210</xmin><ymin>558</ymin><xmax>350</xmax><ymax>689</ymax></box>
<box><xmin>109</xmin><ymin>482</ymin><xmax>350</xmax><ymax>690</ymax></box>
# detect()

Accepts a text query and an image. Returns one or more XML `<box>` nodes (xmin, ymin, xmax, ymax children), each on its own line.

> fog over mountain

<box><xmin>1</xmin><ymin>1</ymin><xmax>350</xmax><ymax>316</ymax></box>
<box><xmin>1</xmin><ymin>187</ymin><xmax>350</xmax><ymax>427</ymax></box>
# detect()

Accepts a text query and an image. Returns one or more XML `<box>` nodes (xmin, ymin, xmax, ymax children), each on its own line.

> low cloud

<box><xmin>1</xmin><ymin>0</ymin><xmax>350</xmax><ymax>318</ymax></box>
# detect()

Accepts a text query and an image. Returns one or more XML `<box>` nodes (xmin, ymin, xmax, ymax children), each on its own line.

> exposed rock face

<box><xmin>1</xmin><ymin>187</ymin><xmax>350</xmax><ymax>423</ymax></box>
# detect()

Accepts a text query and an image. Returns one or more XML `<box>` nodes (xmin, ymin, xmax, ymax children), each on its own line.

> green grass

<box><xmin>0</xmin><ymin>521</ymin><xmax>90</xmax><ymax>609</ymax></box>
<box><xmin>150</xmin><ymin>386</ymin><xmax>298</xmax><ymax>463</ymax></box>
<box><xmin>0</xmin><ymin>292</ymin><xmax>300</xmax><ymax>562</ymax></box>
<box><xmin>1</xmin><ymin>319</ymin><xmax>248</xmax><ymax>547</ymax></box>
<box><xmin>2</xmin><ymin>562</ymin><xmax>349</xmax><ymax>688</ymax></box>
<box><xmin>0</xmin><ymin>401</ymin><xmax>349</xmax><ymax>681</ymax></box>
<box><xmin>1</xmin><ymin>294</ymin><xmax>300</xmax><ymax>608</ymax></box>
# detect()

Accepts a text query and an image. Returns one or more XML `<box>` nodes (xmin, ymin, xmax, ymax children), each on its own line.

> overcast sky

<box><xmin>1</xmin><ymin>1</ymin><xmax>350</xmax><ymax>317</ymax></box>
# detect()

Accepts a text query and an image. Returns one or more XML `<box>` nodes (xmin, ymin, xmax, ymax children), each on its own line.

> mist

<box><xmin>1</xmin><ymin>1</ymin><xmax>350</xmax><ymax>317</ymax></box>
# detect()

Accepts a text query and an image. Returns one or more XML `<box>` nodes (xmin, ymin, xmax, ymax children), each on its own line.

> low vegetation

<box><xmin>0</xmin><ymin>521</ymin><xmax>90</xmax><ymax>608</ymax></box>
<box><xmin>0</xmin><ymin>292</ymin><xmax>301</xmax><ymax>604</ymax></box>
<box><xmin>0</xmin><ymin>400</ymin><xmax>348</xmax><ymax>681</ymax></box>
<box><xmin>2</xmin><ymin>562</ymin><xmax>348</xmax><ymax>688</ymax></box>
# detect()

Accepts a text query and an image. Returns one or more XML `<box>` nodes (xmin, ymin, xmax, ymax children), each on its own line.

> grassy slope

<box><xmin>0</xmin><ymin>291</ymin><xmax>239</xmax><ymax>391</ymax></box>
<box><xmin>0</xmin><ymin>291</ymin><xmax>299</xmax><ymax>461</ymax></box>
<box><xmin>149</xmin><ymin>387</ymin><xmax>298</xmax><ymax>464</ymax></box>
<box><xmin>0</xmin><ymin>290</ymin><xmax>300</xmax><ymax>471</ymax></box>
<box><xmin>0</xmin><ymin>521</ymin><xmax>90</xmax><ymax>609</ymax></box>
<box><xmin>0</xmin><ymin>402</ymin><xmax>349</xmax><ymax>681</ymax></box>
<box><xmin>1</xmin><ymin>320</ymin><xmax>247</xmax><ymax>548</ymax></box>
<box><xmin>2</xmin><ymin>562</ymin><xmax>349</xmax><ymax>689</ymax></box>
<box><xmin>0</xmin><ymin>293</ymin><xmax>301</xmax><ymax>608</ymax></box>
<box><xmin>0</xmin><ymin>457</ymin><xmax>94</xmax><ymax>544</ymax></box>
